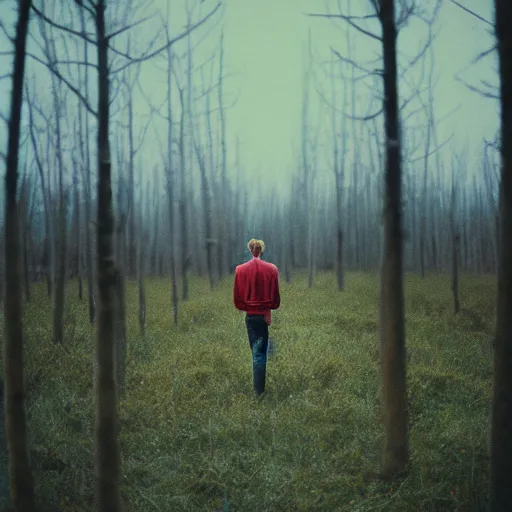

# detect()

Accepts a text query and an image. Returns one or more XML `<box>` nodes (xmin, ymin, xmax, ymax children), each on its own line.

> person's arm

<box><xmin>272</xmin><ymin>268</ymin><xmax>280</xmax><ymax>310</ymax></box>
<box><xmin>233</xmin><ymin>268</ymin><xmax>246</xmax><ymax>311</ymax></box>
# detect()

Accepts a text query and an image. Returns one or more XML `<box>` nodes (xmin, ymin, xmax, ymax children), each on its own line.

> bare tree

<box><xmin>2</xmin><ymin>0</ymin><xmax>35</xmax><ymax>508</ymax></box>
<box><xmin>329</xmin><ymin>56</ymin><xmax>347</xmax><ymax>290</ymax></box>
<box><xmin>490</xmin><ymin>0</ymin><xmax>512</xmax><ymax>508</ymax></box>
<box><xmin>450</xmin><ymin>155</ymin><xmax>460</xmax><ymax>314</ymax></box>
<box><xmin>37</xmin><ymin>9</ymin><xmax>69</xmax><ymax>345</ymax></box>
<box><xmin>29</xmin><ymin>2</ymin><xmax>221</xmax><ymax>505</ymax></box>
<box><xmin>163</xmin><ymin>11</ymin><xmax>179</xmax><ymax>327</ymax></box>
<box><xmin>217</xmin><ymin>30</ymin><xmax>230</xmax><ymax>280</ymax></box>
<box><xmin>376</xmin><ymin>0</ymin><xmax>409</xmax><ymax>478</ymax></box>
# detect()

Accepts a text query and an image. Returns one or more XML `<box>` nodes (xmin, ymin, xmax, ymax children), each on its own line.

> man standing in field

<box><xmin>233</xmin><ymin>239</ymin><xmax>280</xmax><ymax>396</ymax></box>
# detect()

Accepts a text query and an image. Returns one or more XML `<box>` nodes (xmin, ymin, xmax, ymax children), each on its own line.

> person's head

<box><xmin>247</xmin><ymin>238</ymin><xmax>265</xmax><ymax>258</ymax></box>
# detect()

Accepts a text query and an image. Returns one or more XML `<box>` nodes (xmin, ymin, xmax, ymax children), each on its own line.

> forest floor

<box><xmin>0</xmin><ymin>270</ymin><xmax>496</xmax><ymax>511</ymax></box>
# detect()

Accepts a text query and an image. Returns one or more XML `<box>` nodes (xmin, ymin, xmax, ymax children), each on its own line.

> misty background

<box><xmin>0</xmin><ymin>0</ymin><xmax>497</xmax><ymax>199</ymax></box>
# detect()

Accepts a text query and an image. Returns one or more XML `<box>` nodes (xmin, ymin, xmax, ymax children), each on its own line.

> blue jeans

<box><xmin>245</xmin><ymin>314</ymin><xmax>269</xmax><ymax>395</ymax></box>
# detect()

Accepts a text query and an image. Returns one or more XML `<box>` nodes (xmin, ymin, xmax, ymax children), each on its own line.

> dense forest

<box><xmin>0</xmin><ymin>0</ymin><xmax>510</xmax><ymax>510</ymax></box>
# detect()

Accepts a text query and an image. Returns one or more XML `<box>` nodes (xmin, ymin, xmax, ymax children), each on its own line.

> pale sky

<box><xmin>0</xmin><ymin>0</ymin><xmax>499</xmax><ymax>207</ymax></box>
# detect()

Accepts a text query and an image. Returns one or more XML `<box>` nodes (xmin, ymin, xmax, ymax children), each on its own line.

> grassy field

<box><xmin>0</xmin><ymin>271</ymin><xmax>496</xmax><ymax>511</ymax></box>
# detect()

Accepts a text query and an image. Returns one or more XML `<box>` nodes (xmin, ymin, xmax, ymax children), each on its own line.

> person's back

<box><xmin>233</xmin><ymin>239</ymin><xmax>280</xmax><ymax>396</ymax></box>
<box><xmin>234</xmin><ymin>257</ymin><xmax>279</xmax><ymax>322</ymax></box>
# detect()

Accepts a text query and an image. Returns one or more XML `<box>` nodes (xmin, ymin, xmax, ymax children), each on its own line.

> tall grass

<box><xmin>0</xmin><ymin>271</ymin><xmax>495</xmax><ymax>511</ymax></box>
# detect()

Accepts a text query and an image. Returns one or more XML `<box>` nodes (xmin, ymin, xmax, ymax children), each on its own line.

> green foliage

<box><xmin>0</xmin><ymin>271</ymin><xmax>494</xmax><ymax>510</ymax></box>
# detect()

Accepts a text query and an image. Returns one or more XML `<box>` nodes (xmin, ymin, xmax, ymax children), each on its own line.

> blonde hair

<box><xmin>247</xmin><ymin>238</ymin><xmax>265</xmax><ymax>256</ymax></box>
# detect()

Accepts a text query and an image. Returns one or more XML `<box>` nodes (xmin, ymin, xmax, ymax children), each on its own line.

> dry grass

<box><xmin>0</xmin><ymin>270</ymin><xmax>495</xmax><ymax>511</ymax></box>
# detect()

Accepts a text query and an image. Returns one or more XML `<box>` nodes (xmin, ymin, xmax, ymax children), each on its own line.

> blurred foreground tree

<box><xmin>490</xmin><ymin>0</ymin><xmax>512</xmax><ymax>509</ymax></box>
<box><xmin>2</xmin><ymin>0</ymin><xmax>35</xmax><ymax>509</ymax></box>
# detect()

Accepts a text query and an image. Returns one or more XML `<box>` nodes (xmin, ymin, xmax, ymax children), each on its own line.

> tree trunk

<box><xmin>378</xmin><ymin>0</ymin><xmax>408</xmax><ymax>479</ymax></box>
<box><xmin>195</xmin><ymin>140</ymin><xmax>215</xmax><ymax>289</ymax></box>
<box><xmin>74</xmin><ymin>156</ymin><xmax>83</xmax><ymax>300</ymax></box>
<box><xmin>79</xmin><ymin>7</ymin><xmax>96</xmax><ymax>326</ymax></box>
<box><xmin>177</xmin><ymin>86</ymin><xmax>189</xmax><ymax>301</ymax></box>
<box><xmin>3</xmin><ymin>0</ymin><xmax>35</xmax><ymax>508</ymax></box>
<box><xmin>128</xmin><ymin>93</ymin><xmax>136</xmax><ymax>278</ymax></box>
<box><xmin>165</xmin><ymin>28</ymin><xmax>178</xmax><ymax>327</ymax></box>
<box><xmin>218</xmin><ymin>31</ymin><xmax>229</xmax><ymax>280</ymax></box>
<box><xmin>490</xmin><ymin>0</ymin><xmax>512</xmax><ymax>508</ymax></box>
<box><xmin>41</xmin><ymin>21</ymin><xmax>68</xmax><ymax>345</ymax></box>
<box><xmin>137</xmin><ymin>179</ymin><xmax>146</xmax><ymax>335</ymax></box>
<box><xmin>18</xmin><ymin>178</ymin><xmax>31</xmax><ymax>303</ymax></box>
<box><xmin>114</xmin><ymin>269</ymin><xmax>126</xmax><ymax>397</ymax></box>
<box><xmin>94</xmin><ymin>3</ymin><xmax>121</xmax><ymax>509</ymax></box>
<box><xmin>450</xmin><ymin>169</ymin><xmax>460</xmax><ymax>315</ymax></box>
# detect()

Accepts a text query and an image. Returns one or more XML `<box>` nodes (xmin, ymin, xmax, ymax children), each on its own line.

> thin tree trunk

<box><xmin>378</xmin><ymin>0</ymin><xmax>408</xmax><ymax>479</ymax></box>
<box><xmin>80</xmin><ymin>7</ymin><xmax>96</xmax><ymax>325</ymax></box>
<box><xmin>18</xmin><ymin>177</ymin><xmax>31</xmax><ymax>303</ymax></box>
<box><xmin>165</xmin><ymin>23</ymin><xmax>178</xmax><ymax>327</ymax></box>
<box><xmin>218</xmin><ymin>31</ymin><xmax>229</xmax><ymax>279</ymax></box>
<box><xmin>3</xmin><ymin>0</ymin><xmax>35</xmax><ymax>508</ymax></box>
<box><xmin>450</xmin><ymin>164</ymin><xmax>460</xmax><ymax>315</ymax></box>
<box><xmin>41</xmin><ymin>22</ymin><xmax>68</xmax><ymax>345</ymax></box>
<box><xmin>177</xmin><ymin>86</ymin><xmax>189</xmax><ymax>301</ymax></box>
<box><xmin>94</xmin><ymin>2</ymin><xmax>121</xmax><ymax>509</ymax></box>
<box><xmin>137</xmin><ymin>171</ymin><xmax>146</xmax><ymax>335</ymax></box>
<box><xmin>73</xmin><ymin>152</ymin><xmax>83</xmax><ymax>300</ymax></box>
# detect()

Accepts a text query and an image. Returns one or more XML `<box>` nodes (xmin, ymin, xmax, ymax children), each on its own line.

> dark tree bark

<box><xmin>195</xmin><ymin>138</ymin><xmax>215</xmax><ymax>289</ymax></box>
<box><xmin>79</xmin><ymin>6</ymin><xmax>96</xmax><ymax>325</ymax></box>
<box><xmin>490</xmin><ymin>0</ymin><xmax>512</xmax><ymax>508</ymax></box>
<box><xmin>450</xmin><ymin>165</ymin><xmax>460</xmax><ymax>315</ymax></box>
<box><xmin>26</xmin><ymin>84</ymin><xmax>52</xmax><ymax>298</ymax></box>
<box><xmin>175</xmin><ymin>81</ymin><xmax>190</xmax><ymax>301</ymax></box>
<box><xmin>72</xmin><ymin>151</ymin><xmax>83</xmax><ymax>300</ymax></box>
<box><xmin>38</xmin><ymin>14</ymin><xmax>68</xmax><ymax>345</ymax></box>
<box><xmin>218</xmin><ymin>31</ymin><xmax>230</xmax><ymax>280</ymax></box>
<box><xmin>137</xmin><ymin>168</ymin><xmax>146</xmax><ymax>335</ymax></box>
<box><xmin>378</xmin><ymin>0</ymin><xmax>408</xmax><ymax>479</ymax></box>
<box><xmin>93</xmin><ymin>2</ymin><xmax>121</xmax><ymax>509</ymax></box>
<box><xmin>3</xmin><ymin>0</ymin><xmax>35</xmax><ymax>509</ymax></box>
<box><xmin>18</xmin><ymin>175</ymin><xmax>31</xmax><ymax>303</ymax></box>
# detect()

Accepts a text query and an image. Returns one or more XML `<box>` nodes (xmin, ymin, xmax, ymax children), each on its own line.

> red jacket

<box><xmin>233</xmin><ymin>256</ymin><xmax>280</xmax><ymax>325</ymax></box>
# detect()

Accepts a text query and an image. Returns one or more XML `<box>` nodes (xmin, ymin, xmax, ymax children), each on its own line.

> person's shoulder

<box><xmin>235</xmin><ymin>261</ymin><xmax>249</xmax><ymax>272</ymax></box>
<box><xmin>262</xmin><ymin>260</ymin><xmax>278</xmax><ymax>272</ymax></box>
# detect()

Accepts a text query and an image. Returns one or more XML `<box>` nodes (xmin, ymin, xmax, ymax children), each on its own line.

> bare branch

<box><xmin>455</xmin><ymin>73</ymin><xmax>499</xmax><ymax>100</ymax></box>
<box><xmin>473</xmin><ymin>44</ymin><xmax>497</xmax><ymax>64</ymax></box>
<box><xmin>0</xmin><ymin>72</ymin><xmax>12</xmax><ymax>81</ymax></box>
<box><xmin>331</xmin><ymin>47</ymin><xmax>380</xmax><ymax>76</ymax></box>
<box><xmin>408</xmin><ymin>133</ymin><xmax>454</xmax><ymax>163</ymax></box>
<box><xmin>306</xmin><ymin>11</ymin><xmax>381</xmax><ymax>41</ymax></box>
<box><xmin>0</xmin><ymin>19</ymin><xmax>14</xmax><ymax>44</ymax></box>
<box><xmin>400</xmin><ymin>85</ymin><xmax>428</xmax><ymax>112</ymax></box>
<box><xmin>108</xmin><ymin>25</ymin><xmax>163</xmax><ymax>64</ymax></box>
<box><xmin>399</xmin><ymin>26</ymin><xmax>439</xmax><ymax>79</ymax></box>
<box><xmin>346</xmin><ymin>107</ymin><xmax>383</xmax><ymax>121</ymax></box>
<box><xmin>106</xmin><ymin>15</ymin><xmax>152</xmax><ymax>41</ymax></box>
<box><xmin>109</xmin><ymin>2</ymin><xmax>222</xmax><ymax>74</ymax></box>
<box><xmin>133</xmin><ymin>115</ymin><xmax>153</xmax><ymax>155</ymax></box>
<box><xmin>0</xmin><ymin>110</ymin><xmax>9</xmax><ymax>125</ymax></box>
<box><xmin>448</xmin><ymin>0</ymin><xmax>492</xmax><ymax>26</ymax></box>
<box><xmin>136</xmin><ymin>75</ymin><xmax>169</xmax><ymax>121</ymax></box>
<box><xmin>75</xmin><ymin>0</ymin><xmax>97</xmax><ymax>19</ymax></box>
<box><xmin>26</xmin><ymin>52</ymin><xmax>98</xmax><ymax>117</ymax></box>
<box><xmin>43</xmin><ymin>59</ymin><xmax>98</xmax><ymax>69</ymax></box>
<box><xmin>31</xmin><ymin>4</ymin><xmax>96</xmax><ymax>44</ymax></box>
<box><xmin>401</xmin><ymin>104</ymin><xmax>424</xmax><ymax>123</ymax></box>
<box><xmin>305</xmin><ymin>12</ymin><xmax>377</xmax><ymax>21</ymax></box>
